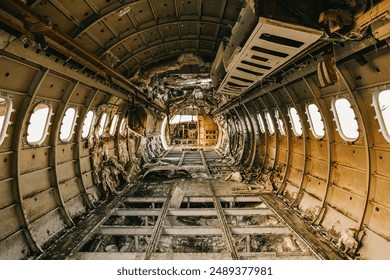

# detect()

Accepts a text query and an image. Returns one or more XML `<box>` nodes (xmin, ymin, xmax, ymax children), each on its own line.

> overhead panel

<box><xmin>218</xmin><ymin>18</ymin><xmax>323</xmax><ymax>96</ymax></box>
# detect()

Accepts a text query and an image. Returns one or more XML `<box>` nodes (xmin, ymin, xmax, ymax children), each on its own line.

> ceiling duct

<box><xmin>216</xmin><ymin>18</ymin><xmax>324</xmax><ymax>96</ymax></box>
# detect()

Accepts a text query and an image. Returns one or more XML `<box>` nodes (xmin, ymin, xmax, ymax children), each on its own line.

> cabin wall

<box><xmin>218</xmin><ymin>45</ymin><xmax>390</xmax><ymax>259</ymax></box>
<box><xmin>0</xmin><ymin>37</ymin><xmax>150</xmax><ymax>259</ymax></box>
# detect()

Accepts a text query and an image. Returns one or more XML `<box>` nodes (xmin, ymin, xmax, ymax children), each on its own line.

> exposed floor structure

<box><xmin>39</xmin><ymin>147</ymin><xmax>343</xmax><ymax>260</ymax></box>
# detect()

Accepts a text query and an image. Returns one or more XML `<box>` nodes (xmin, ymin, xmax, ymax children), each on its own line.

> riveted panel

<box><xmin>358</xmin><ymin>228</ymin><xmax>390</xmax><ymax>259</ymax></box>
<box><xmin>376</xmin><ymin>150</ymin><xmax>390</xmax><ymax>176</ymax></box>
<box><xmin>132</xmin><ymin>2</ymin><xmax>155</xmax><ymax>26</ymax></box>
<box><xmin>80</xmin><ymin>156</ymin><xmax>92</xmax><ymax>173</ymax></box>
<box><xmin>20</xmin><ymin>169</ymin><xmax>51</xmax><ymax>199</ymax></box>
<box><xmin>60</xmin><ymin>0</ymin><xmax>94</xmax><ymax>24</ymax></box>
<box><xmin>36</xmin><ymin>74</ymin><xmax>71</xmax><ymax>100</ymax></box>
<box><xmin>57</xmin><ymin>143</ymin><xmax>76</xmax><ymax>163</ymax></box>
<box><xmin>305</xmin><ymin>176</ymin><xmax>326</xmax><ymax>200</ymax></box>
<box><xmin>332</xmin><ymin>165</ymin><xmax>366</xmax><ymax>197</ymax></box>
<box><xmin>367</xmin><ymin>203</ymin><xmax>390</xmax><ymax>240</ymax></box>
<box><xmin>65</xmin><ymin>195</ymin><xmax>86</xmax><ymax>219</ymax></box>
<box><xmin>106</xmin><ymin>12</ymin><xmax>136</xmax><ymax>35</ymax></box>
<box><xmin>298</xmin><ymin>193</ymin><xmax>321</xmax><ymax>215</ymax></box>
<box><xmin>291</xmin><ymin>138</ymin><xmax>304</xmax><ymax>153</ymax></box>
<box><xmin>69</xmin><ymin>85</ymin><xmax>92</xmax><ymax>105</ymax></box>
<box><xmin>307</xmin><ymin>158</ymin><xmax>328</xmax><ymax>180</ymax></box>
<box><xmin>373</xmin><ymin>177</ymin><xmax>390</xmax><ymax>207</ymax></box>
<box><xmin>75</xmin><ymin>34</ymin><xmax>102</xmax><ymax>53</ymax></box>
<box><xmin>0</xmin><ymin>179</ymin><xmax>13</xmax><ymax>209</ymax></box>
<box><xmin>19</xmin><ymin>148</ymin><xmax>50</xmax><ymax>173</ymax></box>
<box><xmin>24</xmin><ymin>188</ymin><xmax>57</xmax><ymax>222</ymax></box>
<box><xmin>57</xmin><ymin>161</ymin><xmax>77</xmax><ymax>183</ymax></box>
<box><xmin>59</xmin><ymin>177</ymin><xmax>81</xmax><ymax>202</ymax></box>
<box><xmin>328</xmin><ymin>186</ymin><xmax>365</xmax><ymax>222</ymax></box>
<box><xmin>321</xmin><ymin>206</ymin><xmax>358</xmax><ymax>236</ymax></box>
<box><xmin>33</xmin><ymin>2</ymin><xmax>76</xmax><ymax>34</ymax></box>
<box><xmin>83</xmin><ymin>171</ymin><xmax>94</xmax><ymax>189</ymax></box>
<box><xmin>0</xmin><ymin>57</ymin><xmax>38</xmax><ymax>93</ymax></box>
<box><xmin>30</xmin><ymin>209</ymin><xmax>67</xmax><ymax>246</ymax></box>
<box><xmin>308</xmin><ymin>140</ymin><xmax>327</xmax><ymax>160</ymax></box>
<box><xmin>283</xmin><ymin>183</ymin><xmax>298</xmax><ymax>200</ymax></box>
<box><xmin>0</xmin><ymin>204</ymin><xmax>20</xmax><ymax>240</ymax></box>
<box><xmin>290</xmin><ymin>152</ymin><xmax>304</xmax><ymax>168</ymax></box>
<box><xmin>288</xmin><ymin>168</ymin><xmax>302</xmax><ymax>186</ymax></box>
<box><xmin>334</xmin><ymin>144</ymin><xmax>366</xmax><ymax>171</ymax></box>
<box><xmin>0</xmin><ymin>231</ymin><xmax>30</xmax><ymax>259</ymax></box>
<box><xmin>0</xmin><ymin>153</ymin><xmax>12</xmax><ymax>179</ymax></box>
<box><xmin>89</xmin><ymin>21</ymin><xmax>116</xmax><ymax>45</ymax></box>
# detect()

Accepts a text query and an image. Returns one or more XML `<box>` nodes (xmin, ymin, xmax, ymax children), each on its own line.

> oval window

<box><xmin>275</xmin><ymin>110</ymin><xmax>286</xmax><ymax>136</ymax></box>
<box><xmin>27</xmin><ymin>103</ymin><xmax>51</xmax><ymax>145</ymax></box>
<box><xmin>0</xmin><ymin>95</ymin><xmax>12</xmax><ymax>146</ymax></box>
<box><xmin>82</xmin><ymin>110</ymin><xmax>94</xmax><ymax>139</ymax></box>
<box><xmin>332</xmin><ymin>98</ymin><xmax>359</xmax><ymax>141</ymax></box>
<box><xmin>306</xmin><ymin>103</ymin><xmax>325</xmax><ymax>139</ymax></box>
<box><xmin>288</xmin><ymin>107</ymin><xmax>303</xmax><ymax>136</ymax></box>
<box><xmin>97</xmin><ymin>112</ymin><xmax>107</xmax><ymax>137</ymax></box>
<box><xmin>119</xmin><ymin>118</ymin><xmax>126</xmax><ymax>135</ymax></box>
<box><xmin>110</xmin><ymin>114</ymin><xmax>119</xmax><ymax>136</ymax></box>
<box><xmin>60</xmin><ymin>107</ymin><xmax>77</xmax><ymax>142</ymax></box>
<box><xmin>373</xmin><ymin>89</ymin><xmax>390</xmax><ymax>142</ymax></box>
<box><xmin>265</xmin><ymin>111</ymin><xmax>275</xmax><ymax>134</ymax></box>
<box><xmin>257</xmin><ymin>113</ymin><xmax>265</xmax><ymax>133</ymax></box>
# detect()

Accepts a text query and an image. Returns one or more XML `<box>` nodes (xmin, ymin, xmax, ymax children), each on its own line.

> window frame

<box><xmin>288</xmin><ymin>107</ymin><xmax>303</xmax><ymax>137</ymax></box>
<box><xmin>306</xmin><ymin>103</ymin><xmax>325</xmax><ymax>139</ymax></box>
<box><xmin>256</xmin><ymin>113</ymin><xmax>266</xmax><ymax>134</ymax></box>
<box><xmin>275</xmin><ymin>109</ymin><xmax>286</xmax><ymax>136</ymax></box>
<box><xmin>0</xmin><ymin>94</ymin><xmax>13</xmax><ymax>146</ymax></box>
<box><xmin>82</xmin><ymin>110</ymin><xmax>95</xmax><ymax>139</ymax></box>
<box><xmin>373</xmin><ymin>89</ymin><xmax>390</xmax><ymax>143</ymax></box>
<box><xmin>109</xmin><ymin>114</ymin><xmax>119</xmax><ymax>136</ymax></box>
<box><xmin>265</xmin><ymin>111</ymin><xmax>275</xmax><ymax>135</ymax></box>
<box><xmin>26</xmin><ymin>102</ymin><xmax>52</xmax><ymax>146</ymax></box>
<box><xmin>59</xmin><ymin>107</ymin><xmax>78</xmax><ymax>143</ymax></box>
<box><xmin>96</xmin><ymin>112</ymin><xmax>108</xmax><ymax>137</ymax></box>
<box><xmin>331</xmin><ymin>97</ymin><xmax>359</xmax><ymax>142</ymax></box>
<box><xmin>119</xmin><ymin>118</ymin><xmax>127</xmax><ymax>135</ymax></box>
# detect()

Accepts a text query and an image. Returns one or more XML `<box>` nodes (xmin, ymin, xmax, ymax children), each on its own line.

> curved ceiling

<box><xmin>31</xmin><ymin>0</ymin><xmax>243</xmax><ymax>77</ymax></box>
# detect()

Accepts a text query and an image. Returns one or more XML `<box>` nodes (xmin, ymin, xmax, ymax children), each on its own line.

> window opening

<box><xmin>27</xmin><ymin>103</ymin><xmax>51</xmax><ymax>145</ymax></box>
<box><xmin>110</xmin><ymin>114</ymin><xmax>119</xmax><ymax>136</ymax></box>
<box><xmin>306</xmin><ymin>103</ymin><xmax>325</xmax><ymax>138</ymax></box>
<box><xmin>82</xmin><ymin>110</ymin><xmax>94</xmax><ymax>139</ymax></box>
<box><xmin>60</xmin><ymin>107</ymin><xmax>77</xmax><ymax>142</ymax></box>
<box><xmin>265</xmin><ymin>111</ymin><xmax>275</xmax><ymax>134</ymax></box>
<box><xmin>275</xmin><ymin>110</ymin><xmax>286</xmax><ymax>136</ymax></box>
<box><xmin>257</xmin><ymin>113</ymin><xmax>265</xmax><ymax>133</ymax></box>
<box><xmin>373</xmin><ymin>89</ymin><xmax>390</xmax><ymax>142</ymax></box>
<box><xmin>288</xmin><ymin>107</ymin><xmax>303</xmax><ymax>136</ymax></box>
<box><xmin>0</xmin><ymin>95</ymin><xmax>12</xmax><ymax>146</ymax></box>
<box><xmin>97</xmin><ymin>112</ymin><xmax>107</xmax><ymax>137</ymax></box>
<box><xmin>332</xmin><ymin>98</ymin><xmax>359</xmax><ymax>141</ymax></box>
<box><xmin>119</xmin><ymin>118</ymin><xmax>126</xmax><ymax>135</ymax></box>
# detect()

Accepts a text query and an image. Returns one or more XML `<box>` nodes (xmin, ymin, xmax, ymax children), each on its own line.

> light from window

<box><xmin>275</xmin><ymin>110</ymin><xmax>286</xmax><ymax>136</ymax></box>
<box><xmin>257</xmin><ymin>113</ymin><xmax>265</xmax><ymax>133</ymax></box>
<box><xmin>373</xmin><ymin>89</ymin><xmax>390</xmax><ymax>142</ymax></box>
<box><xmin>97</xmin><ymin>112</ymin><xmax>107</xmax><ymax>137</ymax></box>
<box><xmin>60</xmin><ymin>107</ymin><xmax>77</xmax><ymax>142</ymax></box>
<box><xmin>0</xmin><ymin>96</ymin><xmax>12</xmax><ymax>146</ymax></box>
<box><xmin>332</xmin><ymin>98</ymin><xmax>359</xmax><ymax>141</ymax></box>
<box><xmin>265</xmin><ymin>111</ymin><xmax>275</xmax><ymax>134</ymax></box>
<box><xmin>169</xmin><ymin>114</ymin><xmax>198</xmax><ymax>124</ymax></box>
<box><xmin>307</xmin><ymin>103</ymin><xmax>325</xmax><ymax>138</ymax></box>
<box><xmin>27</xmin><ymin>103</ymin><xmax>51</xmax><ymax>145</ymax></box>
<box><xmin>288</xmin><ymin>107</ymin><xmax>303</xmax><ymax>136</ymax></box>
<box><xmin>82</xmin><ymin>111</ymin><xmax>94</xmax><ymax>139</ymax></box>
<box><xmin>119</xmin><ymin>118</ymin><xmax>126</xmax><ymax>135</ymax></box>
<box><xmin>110</xmin><ymin>114</ymin><xmax>119</xmax><ymax>136</ymax></box>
